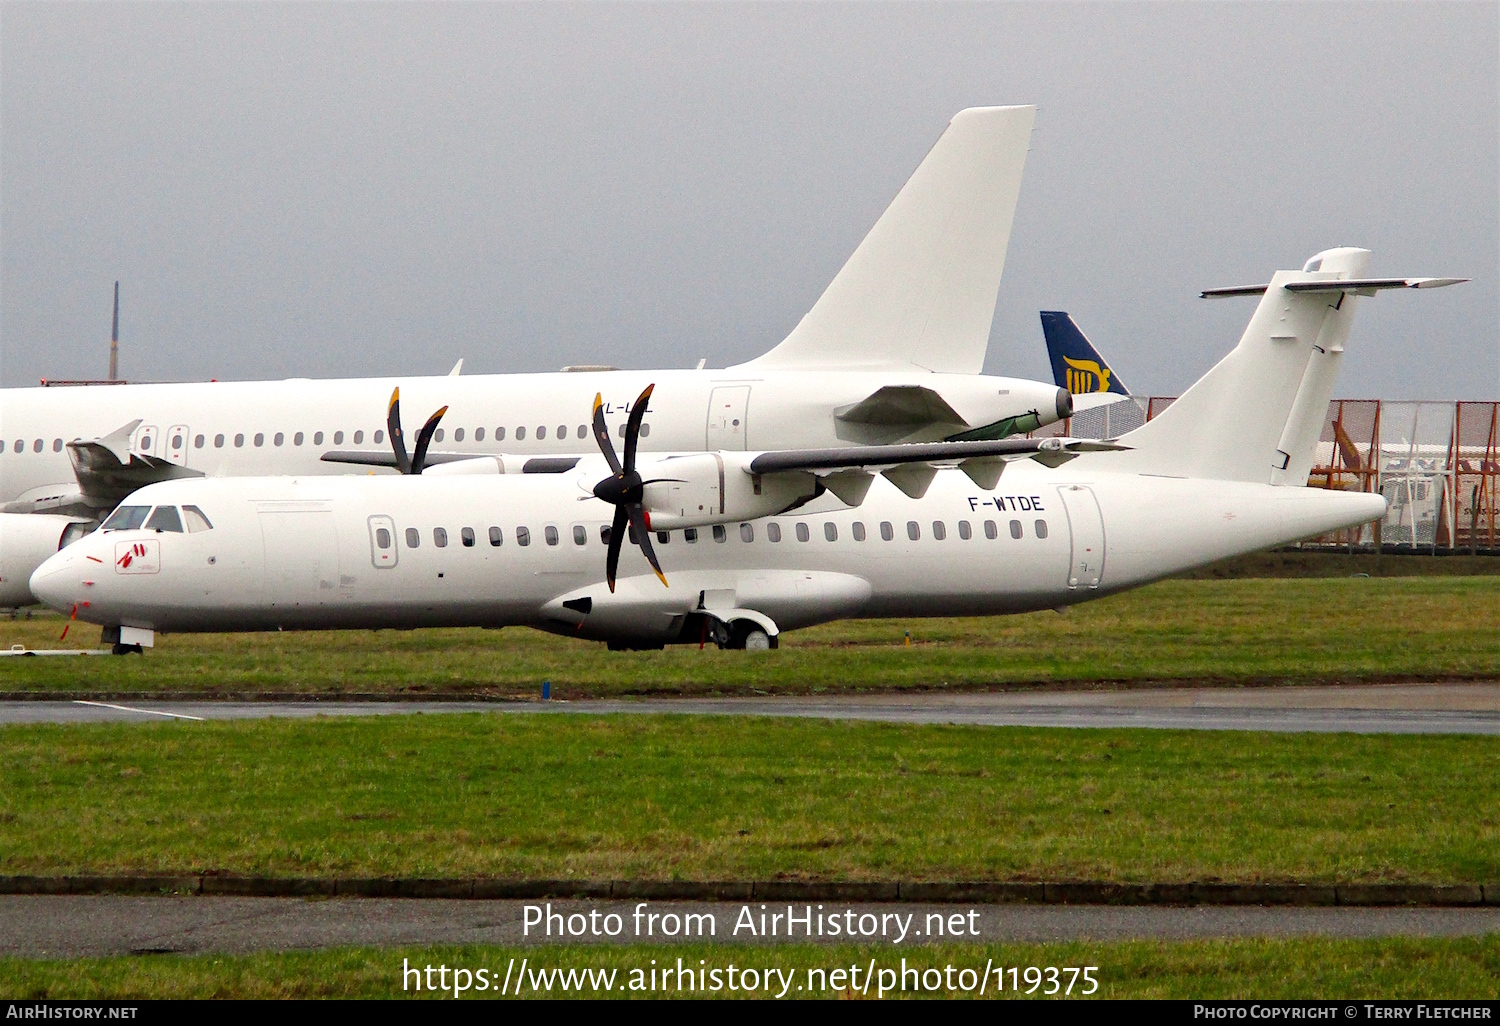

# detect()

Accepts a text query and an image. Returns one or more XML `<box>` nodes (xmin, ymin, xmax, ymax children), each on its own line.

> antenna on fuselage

<box><xmin>108</xmin><ymin>282</ymin><xmax>120</xmax><ymax>382</ymax></box>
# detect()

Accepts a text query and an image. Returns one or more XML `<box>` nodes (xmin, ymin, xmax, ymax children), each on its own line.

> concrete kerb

<box><xmin>0</xmin><ymin>877</ymin><xmax>1493</xmax><ymax>905</ymax></box>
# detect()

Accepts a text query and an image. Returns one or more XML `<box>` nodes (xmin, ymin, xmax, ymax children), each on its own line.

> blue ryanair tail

<box><xmin>1042</xmin><ymin>311</ymin><xmax>1130</xmax><ymax>397</ymax></box>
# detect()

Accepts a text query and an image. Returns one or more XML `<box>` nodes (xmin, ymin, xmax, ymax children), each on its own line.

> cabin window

<box><xmin>293</xmin><ymin>432</ymin><xmax>304</xmax><ymax>446</ymax></box>
<box><xmin>194</xmin><ymin>434</ymin><xmax>205</xmax><ymax>449</ymax></box>
<box><xmin>932</xmin><ymin>521</ymin><xmax>946</xmax><ymax>541</ymax></box>
<box><xmin>10</xmin><ymin>439</ymin><xmax>19</xmax><ymax>452</ymax></box>
<box><xmin>144</xmin><ymin>506</ymin><xmax>184</xmax><ymax>532</ymax></box>
<box><xmin>50</xmin><ymin>438</ymin><xmax>63</xmax><ymax>453</ymax></box>
<box><xmin>573</xmin><ymin>525</ymin><xmax>587</xmax><ymax>546</ymax></box>
<box><xmin>103</xmin><ymin>506</ymin><xmax>152</xmax><ymax>531</ymax></box>
<box><xmin>906</xmin><ymin>521</ymin><xmax>920</xmax><ymax>541</ymax></box>
<box><xmin>713</xmin><ymin>525</ymin><xmax>727</xmax><ymax>543</ymax></box>
<box><xmin>824</xmin><ymin>522</ymin><xmax>837</xmax><ymax>542</ymax></box>
<box><xmin>33</xmin><ymin>439</ymin><xmax>42</xmax><ymax>453</ymax></box>
<box><xmin>434</xmin><ymin>527</ymin><xmax>449</xmax><ymax>547</ymax></box>
<box><xmin>640</xmin><ymin>423</ymin><xmax>651</xmax><ymax>438</ymax></box>
<box><xmin>795</xmin><ymin>523</ymin><xmax>810</xmax><ymax>542</ymax></box>
<box><xmin>313</xmin><ymin>431</ymin><xmax>324</xmax><ymax>445</ymax></box>
<box><xmin>516</xmin><ymin>427</ymin><xmax>526</xmax><ymax>441</ymax></box>
<box><xmin>353</xmin><ymin>430</ymin><xmax>364</xmax><ymax>444</ymax></box>
<box><xmin>656</xmin><ymin>530</ymin><xmax>670</xmax><ymax>544</ymax></box>
<box><xmin>333</xmin><ymin>431</ymin><xmax>344</xmax><ymax>444</ymax></box>
<box><xmin>454</xmin><ymin>428</ymin><xmax>465</xmax><ymax>442</ymax></box>
<box><xmin>577</xmin><ymin>425</ymin><xmax>588</xmax><ymax>439</ymax></box>
<box><xmin>852</xmin><ymin>522</ymin><xmax>866</xmax><ymax>541</ymax></box>
<box><xmin>740</xmin><ymin>523</ymin><xmax>754</xmax><ymax>543</ymax></box>
<box><xmin>684</xmin><ymin>528</ymin><xmax>698</xmax><ymax>543</ymax></box>
<box><xmin>516</xmin><ymin>526</ymin><xmax>531</xmax><ymax>546</ymax></box>
<box><xmin>536</xmin><ymin>426</ymin><xmax>546</xmax><ymax>440</ymax></box>
<box><xmin>495</xmin><ymin>427</ymin><xmax>506</xmax><ymax>441</ymax></box>
<box><xmin>182</xmin><ymin>505</ymin><xmax>214</xmax><ymax>533</ymax></box>
<box><xmin>1010</xmin><ymin>520</ymin><xmax>1023</xmax><ymax>539</ymax></box>
<box><xmin>767</xmin><ymin>523</ymin><xmax>782</xmax><ymax>543</ymax></box>
<box><xmin>489</xmin><ymin>526</ymin><xmax>503</xmax><ymax>546</ymax></box>
<box><xmin>958</xmin><ymin>520</ymin><xmax>972</xmax><ymax>540</ymax></box>
<box><xmin>430</xmin><ymin>429</ymin><xmax>440</xmax><ymax>443</ymax></box>
<box><xmin>273</xmin><ymin>432</ymin><xmax>284</xmax><ymax>446</ymax></box>
<box><xmin>880</xmin><ymin>521</ymin><xmax>894</xmax><ymax>541</ymax></box>
<box><xmin>544</xmin><ymin>525</ymin><xmax>559</xmax><ymax>546</ymax></box>
<box><xmin>213</xmin><ymin>434</ymin><xmax>224</xmax><ymax>448</ymax></box>
<box><xmin>254</xmin><ymin>433</ymin><xmax>264</xmax><ymax>447</ymax></box>
<box><xmin>556</xmin><ymin>425</ymin><xmax>567</xmax><ymax>441</ymax></box>
<box><xmin>405</xmin><ymin>528</ymin><xmax>420</xmax><ymax>548</ymax></box>
<box><xmin>461</xmin><ymin>527</ymin><xmax>476</xmax><ymax>547</ymax></box>
<box><xmin>234</xmin><ymin>433</ymin><xmax>245</xmax><ymax>447</ymax></box>
<box><xmin>375</xmin><ymin>528</ymin><xmax>391</xmax><ymax>549</ymax></box>
<box><xmin>1035</xmin><ymin>520</ymin><xmax>1049</xmax><ymax>539</ymax></box>
<box><xmin>475</xmin><ymin>427</ymin><xmax>486</xmax><ymax>442</ymax></box>
<box><xmin>375</xmin><ymin>430</ymin><xmax>385</xmax><ymax>444</ymax></box>
<box><xmin>985</xmin><ymin>520</ymin><xmax>998</xmax><ymax>540</ymax></box>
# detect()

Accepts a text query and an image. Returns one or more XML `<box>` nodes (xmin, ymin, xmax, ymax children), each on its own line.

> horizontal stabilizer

<box><xmin>749</xmin><ymin>436</ymin><xmax>1127</xmax><ymax>475</ymax></box>
<box><xmin>742</xmin><ymin>105</ymin><xmax>1036</xmax><ymax>373</ymax></box>
<box><xmin>1202</xmin><ymin>277</ymin><xmax>1467</xmax><ymax>298</ymax></box>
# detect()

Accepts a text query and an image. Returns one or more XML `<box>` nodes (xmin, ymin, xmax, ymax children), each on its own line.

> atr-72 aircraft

<box><xmin>31</xmin><ymin>249</ymin><xmax>1465</xmax><ymax>651</ymax></box>
<box><xmin>1</xmin><ymin>105</ymin><xmax>1076</xmax><ymax>607</ymax></box>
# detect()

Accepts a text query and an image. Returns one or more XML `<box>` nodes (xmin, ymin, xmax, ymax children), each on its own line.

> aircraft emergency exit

<box><xmin>31</xmin><ymin>249</ymin><xmax>1465</xmax><ymax>651</ymax></box>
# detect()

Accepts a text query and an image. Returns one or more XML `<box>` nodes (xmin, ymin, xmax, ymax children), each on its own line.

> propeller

<box><xmin>591</xmin><ymin>384</ymin><xmax>667</xmax><ymax>592</ymax></box>
<box><xmin>387</xmin><ymin>387</ymin><xmax>448</xmax><ymax>475</ymax></box>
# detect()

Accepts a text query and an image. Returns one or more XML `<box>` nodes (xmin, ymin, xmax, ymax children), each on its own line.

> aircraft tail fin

<box><xmin>1042</xmin><ymin>311</ymin><xmax>1130</xmax><ymax>397</ymax></box>
<box><xmin>1117</xmin><ymin>248</ymin><xmax>1464</xmax><ymax>484</ymax></box>
<box><xmin>740</xmin><ymin>105</ymin><xmax>1036</xmax><ymax>374</ymax></box>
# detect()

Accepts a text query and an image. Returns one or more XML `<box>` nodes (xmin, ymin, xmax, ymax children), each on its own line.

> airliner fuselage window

<box><xmin>454</xmin><ymin>428</ymin><xmax>465</xmax><ymax>442</ymax></box>
<box><xmin>795</xmin><ymin>523</ymin><xmax>810</xmax><ymax>542</ymax></box>
<box><xmin>405</xmin><ymin>528</ymin><xmax>420</xmax><ymax>548</ymax></box>
<box><xmin>461</xmin><ymin>527</ymin><xmax>476</xmax><ymax>547</ymax></box>
<box><xmin>1035</xmin><ymin>520</ymin><xmax>1049</xmax><ymax>539</ymax></box>
<box><xmin>103</xmin><ymin>506</ymin><xmax>151</xmax><ymax>531</ymax></box>
<box><xmin>489</xmin><ymin>526</ymin><xmax>502</xmax><ymax>546</ymax></box>
<box><xmin>767</xmin><ymin>523</ymin><xmax>782</xmax><ymax>543</ymax></box>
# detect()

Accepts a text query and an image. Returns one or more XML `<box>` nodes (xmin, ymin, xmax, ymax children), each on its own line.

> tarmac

<box><xmin>3</xmin><ymin>896</ymin><xmax>1498</xmax><ymax>957</ymax></box>
<box><xmin>2</xmin><ymin>683</ymin><xmax>1499</xmax><ymax>733</ymax></box>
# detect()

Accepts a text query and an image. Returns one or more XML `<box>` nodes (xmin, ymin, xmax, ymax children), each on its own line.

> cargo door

<box><xmin>706</xmin><ymin>386</ymin><xmax>750</xmax><ymax>450</ymax></box>
<box><xmin>259</xmin><ymin>506</ymin><xmax>339</xmax><ymax>607</ymax></box>
<box><xmin>164</xmin><ymin>424</ymin><xmax>190</xmax><ymax>466</ymax></box>
<box><xmin>1058</xmin><ymin>485</ymin><xmax>1105</xmax><ymax>589</ymax></box>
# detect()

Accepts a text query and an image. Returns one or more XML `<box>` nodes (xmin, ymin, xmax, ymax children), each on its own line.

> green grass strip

<box><xmin>3</xmin><ymin>938</ymin><xmax>1498</xmax><ymax>999</ymax></box>
<box><xmin>2</xmin><ymin>715</ymin><xmax>1497</xmax><ymax>882</ymax></box>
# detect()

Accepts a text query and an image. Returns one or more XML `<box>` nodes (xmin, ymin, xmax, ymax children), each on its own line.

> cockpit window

<box><xmin>102</xmin><ymin>505</ymin><xmax>151</xmax><ymax>531</ymax></box>
<box><xmin>182</xmin><ymin>505</ymin><xmax>214</xmax><ymax>533</ymax></box>
<box><xmin>144</xmin><ymin>505</ymin><xmax>184</xmax><ymax>533</ymax></box>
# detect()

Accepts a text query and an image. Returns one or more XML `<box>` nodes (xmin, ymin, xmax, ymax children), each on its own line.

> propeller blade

<box><xmin>627</xmin><ymin>504</ymin><xmax>667</xmax><ymax>587</ymax></box>
<box><xmin>622</xmin><ymin>383</ymin><xmax>654</xmax><ymax>473</ymax></box>
<box><xmin>605</xmin><ymin>505</ymin><xmax>629</xmax><ymax>593</ymax></box>
<box><xmin>387</xmin><ymin>388</ymin><xmax>412</xmax><ymax>475</ymax></box>
<box><xmin>592</xmin><ymin>394</ymin><xmax>622</xmax><ymax>476</ymax></box>
<box><xmin>410</xmin><ymin>405</ymin><xmax>448</xmax><ymax>475</ymax></box>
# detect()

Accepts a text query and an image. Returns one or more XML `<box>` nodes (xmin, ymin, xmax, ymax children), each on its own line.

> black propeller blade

<box><xmin>387</xmin><ymin>387</ymin><xmax>449</xmax><ymax>475</ymax></box>
<box><xmin>591</xmin><ymin>384</ymin><xmax>667</xmax><ymax>592</ymax></box>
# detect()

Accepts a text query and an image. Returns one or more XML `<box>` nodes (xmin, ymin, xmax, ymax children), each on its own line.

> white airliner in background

<box><xmin>31</xmin><ymin>249</ymin><xmax>1465</xmax><ymax>652</ymax></box>
<box><xmin>1</xmin><ymin>105</ymin><xmax>1077</xmax><ymax>607</ymax></box>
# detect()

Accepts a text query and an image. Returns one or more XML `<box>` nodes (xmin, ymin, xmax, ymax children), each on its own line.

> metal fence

<box><xmin>1037</xmin><ymin>398</ymin><xmax>1500</xmax><ymax>553</ymax></box>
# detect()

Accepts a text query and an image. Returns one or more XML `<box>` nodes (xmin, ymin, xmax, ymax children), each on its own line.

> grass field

<box><xmin>3</xmin><ymin>938</ymin><xmax>1497</xmax><ymax>999</ymax></box>
<box><xmin>3</xmin><ymin>714</ymin><xmax>1497</xmax><ymax>882</ymax></box>
<box><xmin>3</xmin><ymin>577</ymin><xmax>1498</xmax><ymax>696</ymax></box>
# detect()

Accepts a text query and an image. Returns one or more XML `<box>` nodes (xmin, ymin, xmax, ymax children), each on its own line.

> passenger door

<box><xmin>164</xmin><ymin>424</ymin><xmax>190</xmax><ymax>466</ymax></box>
<box><xmin>706</xmin><ymin>386</ymin><xmax>750</xmax><ymax>450</ymax></box>
<box><xmin>368</xmin><ymin>514</ymin><xmax>398</xmax><ymax>569</ymax></box>
<box><xmin>1058</xmin><ymin>485</ymin><xmax>1106</xmax><ymax>589</ymax></box>
<box><xmin>132</xmin><ymin>424</ymin><xmax>159</xmax><ymax>458</ymax></box>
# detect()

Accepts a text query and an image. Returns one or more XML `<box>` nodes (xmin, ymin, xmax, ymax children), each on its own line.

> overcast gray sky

<box><xmin>2</xmin><ymin>1</ymin><xmax>1495</xmax><ymax>399</ymax></box>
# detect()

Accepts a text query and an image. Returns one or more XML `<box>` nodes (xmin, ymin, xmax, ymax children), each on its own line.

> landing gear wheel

<box><xmin>742</xmin><ymin>629</ymin><xmax>772</xmax><ymax>652</ymax></box>
<box><xmin>111</xmin><ymin>643</ymin><xmax>143</xmax><ymax>656</ymax></box>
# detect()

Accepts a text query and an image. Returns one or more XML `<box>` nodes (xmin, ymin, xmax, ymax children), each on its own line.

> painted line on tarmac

<box><xmin>72</xmin><ymin>700</ymin><xmax>205</xmax><ymax>721</ymax></box>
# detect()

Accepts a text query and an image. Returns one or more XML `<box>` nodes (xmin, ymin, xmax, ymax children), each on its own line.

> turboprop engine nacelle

<box><xmin>638</xmin><ymin>453</ymin><xmax>816</xmax><ymax>531</ymax></box>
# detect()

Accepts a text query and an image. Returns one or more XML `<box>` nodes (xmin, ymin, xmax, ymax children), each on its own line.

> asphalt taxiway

<box><xmin>2</xmin><ymin>683</ymin><xmax>1499</xmax><ymax>733</ymax></box>
<box><xmin>3</xmin><ymin>896</ymin><xmax>1498</xmax><ymax>957</ymax></box>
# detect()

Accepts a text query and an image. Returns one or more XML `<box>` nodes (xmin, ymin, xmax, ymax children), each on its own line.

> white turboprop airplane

<box><xmin>30</xmin><ymin>249</ymin><xmax>1465</xmax><ymax>652</ymax></box>
<box><xmin>0</xmin><ymin>105</ymin><xmax>1075</xmax><ymax>607</ymax></box>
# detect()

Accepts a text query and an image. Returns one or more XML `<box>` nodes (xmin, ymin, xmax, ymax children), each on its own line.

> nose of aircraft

<box><xmin>29</xmin><ymin>542</ymin><xmax>92</xmax><ymax>613</ymax></box>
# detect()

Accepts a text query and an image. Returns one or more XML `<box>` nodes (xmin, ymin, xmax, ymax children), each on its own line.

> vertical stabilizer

<box><xmin>741</xmin><ymin>105</ymin><xmax>1036</xmax><ymax>373</ymax></box>
<box><xmin>1119</xmin><ymin>248</ymin><xmax>1372</xmax><ymax>483</ymax></box>
<box><xmin>1042</xmin><ymin>311</ymin><xmax>1130</xmax><ymax>396</ymax></box>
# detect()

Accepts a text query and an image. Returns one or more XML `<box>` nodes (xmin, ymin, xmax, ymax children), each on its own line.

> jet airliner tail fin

<box><xmin>740</xmin><ymin>105</ymin><xmax>1036</xmax><ymax>374</ymax></box>
<box><xmin>1117</xmin><ymin>248</ymin><xmax>1464</xmax><ymax>485</ymax></box>
<box><xmin>1042</xmin><ymin>312</ymin><xmax>1130</xmax><ymax>397</ymax></box>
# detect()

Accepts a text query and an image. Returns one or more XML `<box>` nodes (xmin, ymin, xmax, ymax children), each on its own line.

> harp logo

<box><xmin>115</xmin><ymin>540</ymin><xmax>161</xmax><ymax>575</ymax></box>
<box><xmin>1063</xmin><ymin>356</ymin><xmax>1112</xmax><ymax>394</ymax></box>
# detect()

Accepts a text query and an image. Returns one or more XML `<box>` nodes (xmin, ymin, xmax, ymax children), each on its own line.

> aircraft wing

<box><xmin>320</xmin><ymin>449</ymin><xmax>493</xmax><ymax>469</ymax></box>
